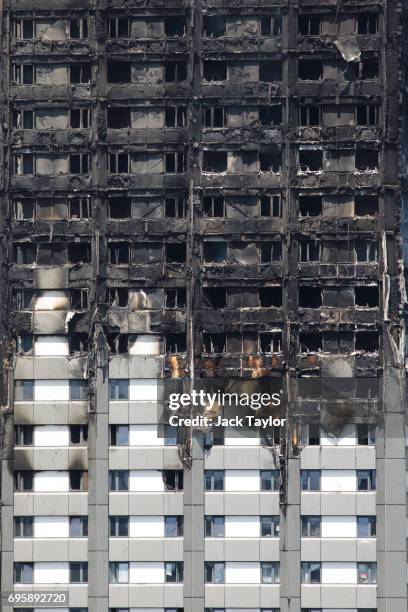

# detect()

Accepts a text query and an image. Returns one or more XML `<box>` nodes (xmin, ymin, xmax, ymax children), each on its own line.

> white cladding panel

<box><xmin>225</xmin><ymin>516</ymin><xmax>259</xmax><ymax>538</ymax></box>
<box><xmin>34</xmin><ymin>471</ymin><xmax>69</xmax><ymax>492</ymax></box>
<box><xmin>224</xmin><ymin>435</ymin><xmax>260</xmax><ymax>446</ymax></box>
<box><xmin>129</xmin><ymin>516</ymin><xmax>164</xmax><ymax>538</ymax></box>
<box><xmin>225</xmin><ymin>470</ymin><xmax>260</xmax><ymax>492</ymax></box>
<box><xmin>33</xmin><ymin>562</ymin><xmax>69</xmax><ymax>584</ymax></box>
<box><xmin>34</xmin><ymin>380</ymin><xmax>69</xmax><ymax>401</ymax></box>
<box><xmin>129</xmin><ymin>470</ymin><xmax>164</xmax><ymax>492</ymax></box>
<box><xmin>34</xmin><ymin>516</ymin><xmax>69</xmax><ymax>538</ymax></box>
<box><xmin>129</xmin><ymin>562</ymin><xmax>164</xmax><ymax>583</ymax></box>
<box><xmin>34</xmin><ymin>291</ymin><xmax>69</xmax><ymax>311</ymax></box>
<box><xmin>34</xmin><ymin>336</ymin><xmax>69</xmax><ymax>356</ymax></box>
<box><xmin>34</xmin><ymin>426</ymin><xmax>69</xmax><ymax>447</ymax></box>
<box><xmin>321</xmin><ymin>562</ymin><xmax>357</xmax><ymax>584</ymax></box>
<box><xmin>129</xmin><ymin>425</ymin><xmax>163</xmax><ymax>446</ymax></box>
<box><xmin>321</xmin><ymin>516</ymin><xmax>357</xmax><ymax>538</ymax></box>
<box><xmin>321</xmin><ymin>470</ymin><xmax>356</xmax><ymax>492</ymax></box>
<box><xmin>225</xmin><ymin>562</ymin><xmax>260</xmax><ymax>584</ymax></box>
<box><xmin>129</xmin><ymin>379</ymin><xmax>158</xmax><ymax>401</ymax></box>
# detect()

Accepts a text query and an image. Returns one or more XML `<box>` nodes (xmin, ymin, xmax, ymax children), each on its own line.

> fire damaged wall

<box><xmin>0</xmin><ymin>0</ymin><xmax>406</xmax><ymax>611</ymax></box>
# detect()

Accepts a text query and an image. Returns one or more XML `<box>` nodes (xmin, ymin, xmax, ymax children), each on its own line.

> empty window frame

<box><xmin>14</xmin><ymin>65</ymin><xmax>35</xmax><ymax>85</ymax></box>
<box><xmin>13</xmin><ymin>243</ymin><xmax>36</xmax><ymax>264</ymax></box>
<box><xmin>69</xmin><ymin>154</ymin><xmax>90</xmax><ymax>174</ymax></box>
<box><xmin>165</xmin><ymin>16</ymin><xmax>186</xmax><ymax>37</ymax></box>
<box><xmin>355</xmin><ymin>149</ymin><xmax>378</xmax><ymax>170</ymax></box>
<box><xmin>165</xmin><ymin>243</ymin><xmax>186</xmax><ymax>263</ymax></box>
<box><xmin>299</xmin><ymin>286</ymin><xmax>322</xmax><ymax>308</ymax></box>
<box><xmin>260</xmin><ymin>14</ymin><xmax>282</xmax><ymax>36</ymax></box>
<box><xmin>259</xmin><ymin>61</ymin><xmax>282</xmax><ymax>82</ymax></box>
<box><xmin>299</xmin><ymin>196</ymin><xmax>322</xmax><ymax>216</ymax></box>
<box><xmin>203</xmin><ymin>107</ymin><xmax>226</xmax><ymax>128</ymax></box>
<box><xmin>165</xmin><ymin>152</ymin><xmax>186</xmax><ymax>173</ymax></box>
<box><xmin>357</xmin><ymin>423</ymin><xmax>376</xmax><ymax>445</ymax></box>
<box><xmin>165</xmin><ymin>107</ymin><xmax>187</xmax><ymax>127</ymax></box>
<box><xmin>357</xmin><ymin>13</ymin><xmax>378</xmax><ymax>34</ymax></box>
<box><xmin>299</xmin><ymin>150</ymin><xmax>323</xmax><ymax>171</ymax></box>
<box><xmin>165</xmin><ymin>334</ymin><xmax>186</xmax><ymax>354</ymax></box>
<box><xmin>108</xmin><ymin>288</ymin><xmax>128</xmax><ymax>308</ymax></box>
<box><xmin>260</xmin><ymin>151</ymin><xmax>282</xmax><ymax>172</ymax></box>
<box><xmin>13</xmin><ymin>289</ymin><xmax>35</xmax><ymax>310</ymax></box>
<box><xmin>355</xmin><ymin>240</ymin><xmax>378</xmax><ymax>262</ymax></box>
<box><xmin>202</xmin><ymin>287</ymin><xmax>226</xmax><ymax>308</ymax></box>
<box><xmin>298</xmin><ymin>15</ymin><xmax>321</xmax><ymax>35</ymax></box>
<box><xmin>300</xmin><ymin>240</ymin><xmax>320</xmax><ymax>262</ymax></box>
<box><xmin>203</xmin><ymin>195</ymin><xmax>225</xmax><ymax>217</ymax></box>
<box><xmin>260</xmin><ymin>195</ymin><xmax>282</xmax><ymax>217</ymax></box>
<box><xmin>70</xmin><ymin>108</ymin><xmax>90</xmax><ymax>128</ymax></box>
<box><xmin>68</xmin><ymin>243</ymin><xmax>91</xmax><ymax>264</ymax></box>
<box><xmin>203</xmin><ymin>61</ymin><xmax>227</xmax><ymax>82</ymax></box>
<box><xmin>70</xmin><ymin>64</ymin><xmax>91</xmax><ymax>84</ymax></box>
<box><xmin>69</xmin><ymin>334</ymin><xmax>89</xmax><ymax>354</ymax></box>
<box><xmin>109</xmin><ymin>198</ymin><xmax>131</xmax><ymax>219</ymax></box>
<box><xmin>165</xmin><ymin>62</ymin><xmax>187</xmax><ymax>82</ymax></box>
<box><xmin>14</xmin><ymin>19</ymin><xmax>34</xmax><ymax>39</ymax></box>
<box><xmin>260</xmin><ymin>242</ymin><xmax>282</xmax><ymax>263</ymax></box>
<box><xmin>109</xmin><ymin>243</ymin><xmax>130</xmax><ymax>264</ymax></box>
<box><xmin>37</xmin><ymin>243</ymin><xmax>67</xmax><ymax>265</ymax></box>
<box><xmin>13</xmin><ymin>109</ymin><xmax>34</xmax><ymax>129</ymax></box>
<box><xmin>355</xmin><ymin>286</ymin><xmax>379</xmax><ymax>307</ymax></box>
<box><xmin>299</xmin><ymin>106</ymin><xmax>321</xmax><ymax>127</ymax></box>
<box><xmin>13</xmin><ymin>199</ymin><xmax>35</xmax><ymax>220</ymax></box>
<box><xmin>70</xmin><ymin>425</ymin><xmax>88</xmax><ymax>444</ymax></box>
<box><xmin>203</xmin><ymin>151</ymin><xmax>227</xmax><ymax>172</ymax></box>
<box><xmin>165</xmin><ymin>288</ymin><xmax>186</xmax><ymax>309</ymax></box>
<box><xmin>108</xmin><ymin>17</ymin><xmax>130</xmax><ymax>38</ymax></box>
<box><xmin>14</xmin><ymin>154</ymin><xmax>34</xmax><ymax>175</ymax></box>
<box><xmin>203</xmin><ymin>333</ymin><xmax>226</xmax><ymax>354</ymax></box>
<box><xmin>298</xmin><ymin>60</ymin><xmax>322</xmax><ymax>81</ymax></box>
<box><xmin>259</xmin><ymin>105</ymin><xmax>282</xmax><ymax>126</ymax></box>
<box><xmin>203</xmin><ymin>242</ymin><xmax>227</xmax><ymax>264</ymax></box>
<box><xmin>107</xmin><ymin>62</ymin><xmax>131</xmax><ymax>83</ymax></box>
<box><xmin>203</xmin><ymin>15</ymin><xmax>226</xmax><ymax>37</ymax></box>
<box><xmin>69</xmin><ymin>19</ymin><xmax>88</xmax><ymax>39</ymax></box>
<box><xmin>107</xmin><ymin>108</ymin><xmax>131</xmax><ymax>129</ymax></box>
<box><xmin>356</xmin><ymin>104</ymin><xmax>378</xmax><ymax>126</ymax></box>
<box><xmin>107</xmin><ymin>334</ymin><xmax>130</xmax><ymax>355</ymax></box>
<box><xmin>259</xmin><ymin>332</ymin><xmax>282</xmax><ymax>353</ymax></box>
<box><xmin>109</xmin><ymin>153</ymin><xmax>129</xmax><ymax>174</ymax></box>
<box><xmin>355</xmin><ymin>195</ymin><xmax>378</xmax><ymax>215</ymax></box>
<box><xmin>259</xmin><ymin>287</ymin><xmax>282</xmax><ymax>307</ymax></box>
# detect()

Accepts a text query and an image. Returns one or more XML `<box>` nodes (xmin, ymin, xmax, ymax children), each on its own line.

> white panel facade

<box><xmin>224</xmin><ymin>470</ymin><xmax>260</xmax><ymax>492</ymax></box>
<box><xmin>321</xmin><ymin>562</ymin><xmax>357</xmax><ymax>584</ymax></box>
<box><xmin>34</xmin><ymin>471</ymin><xmax>69</xmax><ymax>492</ymax></box>
<box><xmin>33</xmin><ymin>562</ymin><xmax>69</xmax><ymax>584</ymax></box>
<box><xmin>129</xmin><ymin>470</ymin><xmax>164</xmax><ymax>492</ymax></box>
<box><xmin>225</xmin><ymin>516</ymin><xmax>259</xmax><ymax>538</ymax></box>
<box><xmin>129</xmin><ymin>516</ymin><xmax>165</xmax><ymax>538</ymax></box>
<box><xmin>225</xmin><ymin>562</ymin><xmax>261</xmax><ymax>584</ymax></box>
<box><xmin>321</xmin><ymin>516</ymin><xmax>357</xmax><ymax>538</ymax></box>
<box><xmin>129</xmin><ymin>562</ymin><xmax>165</xmax><ymax>584</ymax></box>
<box><xmin>129</xmin><ymin>379</ymin><xmax>158</xmax><ymax>401</ymax></box>
<box><xmin>34</xmin><ymin>380</ymin><xmax>69</xmax><ymax>401</ymax></box>
<box><xmin>34</xmin><ymin>336</ymin><xmax>69</xmax><ymax>356</ymax></box>
<box><xmin>321</xmin><ymin>470</ymin><xmax>356</xmax><ymax>492</ymax></box>
<box><xmin>34</xmin><ymin>516</ymin><xmax>70</xmax><ymax>537</ymax></box>
<box><xmin>129</xmin><ymin>425</ymin><xmax>163</xmax><ymax>446</ymax></box>
<box><xmin>33</xmin><ymin>426</ymin><xmax>70</xmax><ymax>447</ymax></box>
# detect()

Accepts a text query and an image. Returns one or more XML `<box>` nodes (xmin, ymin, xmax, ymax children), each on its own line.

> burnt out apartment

<box><xmin>0</xmin><ymin>1</ymin><xmax>407</xmax><ymax>612</ymax></box>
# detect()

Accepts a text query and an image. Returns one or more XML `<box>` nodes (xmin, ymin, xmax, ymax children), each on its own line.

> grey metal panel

<box><xmin>320</xmin><ymin>538</ymin><xmax>357</xmax><ymax>561</ymax></box>
<box><xmin>224</xmin><ymin>538</ymin><xmax>260</xmax><ymax>560</ymax></box>
<box><xmin>31</xmin><ymin>539</ymin><xmax>69</xmax><ymax>561</ymax></box>
<box><xmin>321</xmin><ymin>585</ymin><xmax>357</xmax><ymax>607</ymax></box>
<box><xmin>224</xmin><ymin>585</ymin><xmax>261</xmax><ymax>607</ymax></box>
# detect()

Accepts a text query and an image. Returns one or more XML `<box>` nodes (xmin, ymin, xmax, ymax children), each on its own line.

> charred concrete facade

<box><xmin>0</xmin><ymin>1</ymin><xmax>407</xmax><ymax>612</ymax></box>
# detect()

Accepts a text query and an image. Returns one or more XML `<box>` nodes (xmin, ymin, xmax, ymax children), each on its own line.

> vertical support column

<box><xmin>280</xmin><ymin>452</ymin><xmax>301</xmax><ymax>612</ymax></box>
<box><xmin>0</xmin><ymin>413</ymin><xmax>14</xmax><ymax>612</ymax></box>
<box><xmin>88</xmin><ymin>366</ymin><xmax>109</xmax><ymax>612</ymax></box>
<box><xmin>183</xmin><ymin>435</ymin><xmax>205</xmax><ymax>612</ymax></box>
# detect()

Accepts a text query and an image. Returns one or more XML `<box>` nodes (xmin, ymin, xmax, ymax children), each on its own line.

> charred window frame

<box><xmin>163</xmin><ymin>470</ymin><xmax>184</xmax><ymax>491</ymax></box>
<box><xmin>16</xmin><ymin>334</ymin><xmax>33</xmax><ymax>354</ymax></box>
<box><xmin>13</xmin><ymin>242</ymin><xmax>36</xmax><ymax>264</ymax></box>
<box><xmin>165</xmin><ymin>62</ymin><xmax>187</xmax><ymax>83</ymax></box>
<box><xmin>36</xmin><ymin>242</ymin><xmax>68</xmax><ymax>265</ymax></box>
<box><xmin>165</xmin><ymin>288</ymin><xmax>186</xmax><ymax>309</ymax></box>
<box><xmin>69</xmin><ymin>19</ymin><xmax>88</xmax><ymax>39</ymax></box>
<box><xmin>259</xmin><ymin>151</ymin><xmax>282</xmax><ymax>173</ymax></box>
<box><xmin>299</xmin><ymin>286</ymin><xmax>322</xmax><ymax>308</ymax></box>
<box><xmin>258</xmin><ymin>287</ymin><xmax>282</xmax><ymax>307</ymax></box>
<box><xmin>259</xmin><ymin>331</ymin><xmax>283</xmax><ymax>353</ymax></box>
<box><xmin>357</xmin><ymin>13</ymin><xmax>378</xmax><ymax>34</ymax></box>
<box><xmin>298</xmin><ymin>15</ymin><xmax>321</xmax><ymax>35</ymax></box>
<box><xmin>108</xmin><ymin>17</ymin><xmax>130</xmax><ymax>38</ymax></box>
<box><xmin>68</xmin><ymin>243</ymin><xmax>91</xmax><ymax>264</ymax></box>
<box><xmin>13</xmin><ymin>289</ymin><xmax>35</xmax><ymax>310</ymax></box>
<box><xmin>109</xmin><ymin>197</ymin><xmax>131</xmax><ymax>219</ymax></box>
<box><xmin>165</xmin><ymin>243</ymin><xmax>186</xmax><ymax>263</ymax></box>
<box><xmin>69</xmin><ymin>62</ymin><xmax>92</xmax><ymax>85</ymax></box>
<box><xmin>299</xmin><ymin>105</ymin><xmax>321</xmax><ymax>127</ymax></box>
<box><xmin>70</xmin><ymin>108</ymin><xmax>90</xmax><ymax>128</ymax></box>
<box><xmin>300</xmin><ymin>240</ymin><xmax>320</xmax><ymax>262</ymax></box>
<box><xmin>355</xmin><ymin>195</ymin><xmax>378</xmax><ymax>216</ymax></box>
<box><xmin>70</xmin><ymin>425</ymin><xmax>88</xmax><ymax>444</ymax></box>
<box><xmin>259</xmin><ymin>105</ymin><xmax>282</xmax><ymax>127</ymax></box>
<box><xmin>299</xmin><ymin>196</ymin><xmax>322</xmax><ymax>217</ymax></box>
<box><xmin>355</xmin><ymin>285</ymin><xmax>379</xmax><ymax>307</ymax></box>
<box><xmin>69</xmin><ymin>471</ymin><xmax>88</xmax><ymax>492</ymax></box>
<box><xmin>14</xmin><ymin>426</ymin><xmax>34</xmax><ymax>446</ymax></box>
<box><xmin>260</xmin><ymin>14</ymin><xmax>282</xmax><ymax>35</ymax></box>
<box><xmin>203</xmin><ymin>15</ymin><xmax>226</xmax><ymax>37</ymax></box>
<box><xmin>165</xmin><ymin>106</ymin><xmax>187</xmax><ymax>127</ymax></box>
<box><xmin>356</xmin><ymin>104</ymin><xmax>378</xmax><ymax>126</ymax></box>
<box><xmin>299</xmin><ymin>423</ymin><xmax>320</xmax><ymax>445</ymax></box>
<box><xmin>203</xmin><ymin>61</ymin><xmax>227</xmax><ymax>82</ymax></box>
<box><xmin>165</xmin><ymin>16</ymin><xmax>186</xmax><ymax>37</ymax></box>
<box><xmin>108</xmin><ymin>288</ymin><xmax>129</xmax><ymax>308</ymax></box>
<box><xmin>260</xmin><ymin>195</ymin><xmax>282</xmax><ymax>217</ymax></box>
<box><xmin>165</xmin><ymin>334</ymin><xmax>187</xmax><ymax>354</ymax></box>
<box><xmin>70</xmin><ymin>289</ymin><xmax>89</xmax><ymax>310</ymax></box>
<box><xmin>107</xmin><ymin>108</ymin><xmax>131</xmax><ymax>129</ymax></box>
<box><xmin>203</xmin><ymin>151</ymin><xmax>228</xmax><ymax>173</ymax></box>
<box><xmin>70</xmin><ymin>63</ymin><xmax>91</xmax><ymax>84</ymax></box>
<box><xmin>69</xmin><ymin>334</ymin><xmax>89</xmax><ymax>355</ymax></box>
<box><xmin>107</xmin><ymin>62</ymin><xmax>131</xmax><ymax>83</ymax></box>
<box><xmin>203</xmin><ymin>195</ymin><xmax>225</xmax><ymax>217</ymax></box>
<box><xmin>298</xmin><ymin>59</ymin><xmax>323</xmax><ymax>81</ymax></box>
<box><xmin>165</xmin><ymin>152</ymin><xmax>186</xmax><ymax>173</ymax></box>
<box><xmin>13</xmin><ymin>199</ymin><xmax>35</xmax><ymax>220</ymax></box>
<box><xmin>298</xmin><ymin>149</ymin><xmax>323</xmax><ymax>171</ymax></box>
<box><xmin>14</xmin><ymin>153</ymin><xmax>34</xmax><ymax>175</ymax></box>
<box><xmin>109</xmin><ymin>153</ymin><xmax>130</xmax><ymax>174</ymax></box>
<box><xmin>259</xmin><ymin>61</ymin><xmax>282</xmax><ymax>82</ymax></box>
<box><xmin>203</xmin><ymin>332</ymin><xmax>226</xmax><ymax>354</ymax></box>
<box><xmin>165</xmin><ymin>197</ymin><xmax>187</xmax><ymax>218</ymax></box>
<box><xmin>69</xmin><ymin>197</ymin><xmax>90</xmax><ymax>219</ymax></box>
<box><xmin>14</xmin><ymin>64</ymin><xmax>35</xmax><ymax>85</ymax></box>
<box><xmin>203</xmin><ymin>107</ymin><xmax>226</xmax><ymax>128</ymax></box>
<box><xmin>299</xmin><ymin>332</ymin><xmax>322</xmax><ymax>353</ymax></box>
<box><xmin>355</xmin><ymin>240</ymin><xmax>378</xmax><ymax>262</ymax></box>
<box><xmin>202</xmin><ymin>287</ymin><xmax>226</xmax><ymax>309</ymax></box>
<box><xmin>357</xmin><ymin>423</ymin><xmax>376</xmax><ymax>445</ymax></box>
<box><xmin>108</xmin><ymin>334</ymin><xmax>129</xmax><ymax>355</ymax></box>
<box><xmin>70</xmin><ymin>154</ymin><xmax>90</xmax><ymax>174</ymax></box>
<box><xmin>260</xmin><ymin>242</ymin><xmax>282</xmax><ymax>263</ymax></box>
<box><xmin>358</xmin><ymin>59</ymin><xmax>379</xmax><ymax>80</ymax></box>
<box><xmin>13</xmin><ymin>109</ymin><xmax>34</xmax><ymax>129</ymax></box>
<box><xmin>14</xmin><ymin>19</ymin><xmax>34</xmax><ymax>39</ymax></box>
